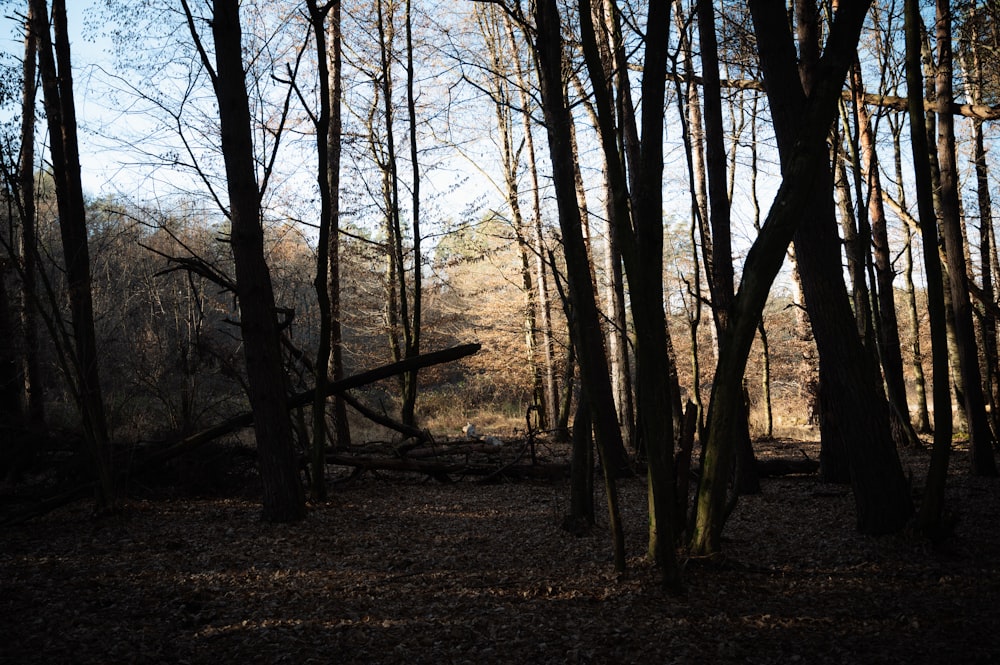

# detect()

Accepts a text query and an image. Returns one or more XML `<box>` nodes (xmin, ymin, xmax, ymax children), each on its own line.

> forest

<box><xmin>2</xmin><ymin>0</ymin><xmax>1000</xmax><ymax>662</ymax></box>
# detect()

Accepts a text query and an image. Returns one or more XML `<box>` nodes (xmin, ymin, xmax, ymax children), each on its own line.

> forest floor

<box><xmin>2</xmin><ymin>437</ymin><xmax>1000</xmax><ymax>664</ymax></box>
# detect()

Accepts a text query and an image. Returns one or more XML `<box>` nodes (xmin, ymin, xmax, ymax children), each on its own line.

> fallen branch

<box><xmin>141</xmin><ymin>343</ymin><xmax>481</xmax><ymax>468</ymax></box>
<box><xmin>687</xmin><ymin>456</ymin><xmax>820</xmax><ymax>480</ymax></box>
<box><xmin>326</xmin><ymin>453</ymin><xmax>570</xmax><ymax>481</ymax></box>
<box><xmin>1</xmin><ymin>344</ymin><xmax>481</xmax><ymax>525</ymax></box>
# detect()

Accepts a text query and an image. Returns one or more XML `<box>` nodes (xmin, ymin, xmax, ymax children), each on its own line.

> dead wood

<box><xmin>140</xmin><ymin>343</ymin><xmax>480</xmax><ymax>469</ymax></box>
<box><xmin>1</xmin><ymin>343</ymin><xmax>480</xmax><ymax>525</ymax></box>
<box><xmin>754</xmin><ymin>457</ymin><xmax>820</xmax><ymax>477</ymax></box>
<box><xmin>325</xmin><ymin>452</ymin><xmax>570</xmax><ymax>481</ymax></box>
<box><xmin>339</xmin><ymin>391</ymin><xmax>429</xmax><ymax>443</ymax></box>
<box><xmin>686</xmin><ymin>455</ymin><xmax>820</xmax><ymax>480</ymax></box>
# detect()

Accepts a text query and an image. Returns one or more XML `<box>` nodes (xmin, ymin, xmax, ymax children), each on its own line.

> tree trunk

<box><xmin>326</xmin><ymin>0</ymin><xmax>351</xmax><ymax>453</ymax></box>
<box><xmin>972</xmin><ymin>120</ymin><xmax>999</xmax><ymax>438</ymax></box>
<box><xmin>933</xmin><ymin>0</ymin><xmax>997</xmax><ymax>477</ymax></box>
<box><xmin>191</xmin><ymin>0</ymin><xmax>305</xmax><ymax>522</ymax></box>
<box><xmin>787</xmin><ymin>0</ymin><xmax>913</xmax><ymax>530</ymax></box>
<box><xmin>0</xmin><ymin>267</ymin><xmax>23</xmax><ymax>438</ymax></box>
<box><xmin>920</xmin><ymin>27</ymin><xmax>969</xmax><ymax>434</ymax></box>
<box><xmin>848</xmin><ymin>62</ymin><xmax>920</xmax><ymax>449</ymax></box>
<box><xmin>507</xmin><ymin>14</ymin><xmax>560</xmax><ymax>431</ymax></box>
<box><xmin>401</xmin><ymin>0</ymin><xmax>422</xmax><ymax>428</ymax></box>
<box><xmin>890</xmin><ymin>117</ymin><xmax>932</xmax><ymax>434</ymax></box>
<box><xmin>747</xmin><ymin>95</ymin><xmax>774</xmax><ymax>441</ymax></box>
<box><xmin>306</xmin><ymin>0</ymin><xmax>331</xmax><ymax>501</ymax></box>
<box><xmin>481</xmin><ymin>8</ymin><xmax>547</xmax><ymax>429</ymax></box>
<box><xmin>533</xmin><ymin>0</ymin><xmax>627</xmax><ymax>573</ymax></box>
<box><xmin>960</xmin><ymin>6</ymin><xmax>1000</xmax><ymax>445</ymax></box>
<box><xmin>691</xmin><ymin>0</ymin><xmax>902</xmax><ymax>555</ymax></box>
<box><xmin>373</xmin><ymin>0</ymin><xmax>420</xmax><ymax>428</ymax></box>
<box><xmin>905</xmin><ymin>0</ymin><xmax>955</xmax><ymax>536</ymax></box>
<box><xmin>565</xmin><ymin>393</ymin><xmax>595</xmax><ymax>532</ymax></box>
<box><xmin>697</xmin><ymin>0</ymin><xmax>760</xmax><ymax>495</ymax></box>
<box><xmin>31</xmin><ymin>0</ymin><xmax>114</xmax><ymax>511</ymax></box>
<box><xmin>20</xmin><ymin>4</ymin><xmax>44</xmax><ymax>429</ymax></box>
<box><xmin>577</xmin><ymin>0</ymin><xmax>680</xmax><ymax>589</ymax></box>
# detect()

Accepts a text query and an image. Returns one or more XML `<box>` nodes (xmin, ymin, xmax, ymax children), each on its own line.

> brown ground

<box><xmin>3</xmin><ymin>439</ymin><xmax>999</xmax><ymax>664</ymax></box>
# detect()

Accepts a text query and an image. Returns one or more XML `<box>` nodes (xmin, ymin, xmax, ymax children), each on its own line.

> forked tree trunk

<box><xmin>577</xmin><ymin>0</ymin><xmax>680</xmax><ymax>589</ymax></box>
<box><xmin>691</xmin><ymin>0</ymin><xmax>904</xmax><ymax>555</ymax></box>
<box><xmin>788</xmin><ymin>1</ymin><xmax>912</xmax><ymax>529</ymax></box>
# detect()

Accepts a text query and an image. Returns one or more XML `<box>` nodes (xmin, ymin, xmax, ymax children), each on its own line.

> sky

<box><xmin>2</xmin><ymin>1</ymin><xmax>123</xmax><ymax>197</ymax></box>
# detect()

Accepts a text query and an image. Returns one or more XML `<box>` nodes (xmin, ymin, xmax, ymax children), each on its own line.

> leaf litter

<box><xmin>2</xmin><ymin>440</ymin><xmax>999</xmax><ymax>664</ymax></box>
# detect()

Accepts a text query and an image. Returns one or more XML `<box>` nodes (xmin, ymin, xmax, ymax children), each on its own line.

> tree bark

<box><xmin>504</xmin><ymin>14</ymin><xmax>561</xmax><ymax>431</ymax></box>
<box><xmin>326</xmin><ymin>0</ymin><xmax>351</xmax><ymax>454</ymax></box>
<box><xmin>889</xmin><ymin>117</ymin><xmax>932</xmax><ymax>434</ymax></box>
<box><xmin>30</xmin><ymin>0</ymin><xmax>113</xmax><ymax>511</ymax></box>
<box><xmin>906</xmin><ymin>0</ymin><xmax>955</xmax><ymax>536</ymax></box>
<box><xmin>189</xmin><ymin>0</ymin><xmax>305</xmax><ymax>522</ymax></box>
<box><xmin>691</xmin><ymin>0</ymin><xmax>904</xmax><ymax>555</ymax></box>
<box><xmin>696</xmin><ymin>0</ymin><xmax>760</xmax><ymax>495</ymax></box>
<box><xmin>307</xmin><ymin>0</ymin><xmax>332</xmax><ymax>501</ymax></box>
<box><xmin>785</xmin><ymin>0</ymin><xmax>913</xmax><ymax>530</ymax></box>
<box><xmin>533</xmin><ymin>0</ymin><xmax>627</xmax><ymax>574</ymax></box>
<box><xmin>19</xmin><ymin>4</ymin><xmax>44</xmax><ymax>429</ymax></box>
<box><xmin>401</xmin><ymin>0</ymin><xmax>423</xmax><ymax>428</ymax></box>
<box><xmin>848</xmin><ymin>62</ymin><xmax>921</xmax><ymax>449</ymax></box>
<box><xmin>577</xmin><ymin>0</ymin><xmax>680</xmax><ymax>589</ymax></box>
<box><xmin>933</xmin><ymin>0</ymin><xmax>998</xmax><ymax>477</ymax></box>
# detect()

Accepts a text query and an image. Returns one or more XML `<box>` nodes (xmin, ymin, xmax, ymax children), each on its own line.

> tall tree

<box><xmin>181</xmin><ymin>0</ymin><xmax>305</xmax><ymax>522</ymax></box>
<box><xmin>695</xmin><ymin>0</ymin><xmax>760</xmax><ymax>494</ymax></box>
<box><xmin>783</xmin><ymin>0</ymin><xmax>912</xmax><ymax>527</ymax></box>
<box><xmin>846</xmin><ymin>59</ymin><xmax>921</xmax><ymax>449</ymax></box>
<box><xmin>888</xmin><ymin>112</ymin><xmax>932</xmax><ymax>434</ymax></box>
<box><xmin>504</xmin><ymin>14</ymin><xmax>561</xmax><ymax>431</ymax></box>
<box><xmin>960</xmin><ymin>13</ymin><xmax>1000</xmax><ymax>437</ymax></box>
<box><xmin>29</xmin><ymin>0</ymin><xmax>114</xmax><ymax>510</ymax></box>
<box><xmin>577</xmin><ymin>0</ymin><xmax>680</xmax><ymax>587</ymax></box>
<box><xmin>19</xmin><ymin>2</ymin><xmax>44</xmax><ymax>430</ymax></box>
<box><xmin>933</xmin><ymin>0</ymin><xmax>997</xmax><ymax>477</ymax></box>
<box><xmin>532</xmin><ymin>0</ymin><xmax>628</xmax><ymax>574</ymax></box>
<box><xmin>906</xmin><ymin>0</ymin><xmax>955</xmax><ymax>536</ymax></box>
<box><xmin>475</xmin><ymin>6</ymin><xmax>547</xmax><ymax>428</ymax></box>
<box><xmin>305</xmin><ymin>0</ymin><xmax>350</xmax><ymax>502</ymax></box>
<box><xmin>691</xmin><ymin>0</ymin><xmax>907</xmax><ymax>555</ymax></box>
<box><xmin>370</xmin><ymin>0</ymin><xmax>423</xmax><ymax>428</ymax></box>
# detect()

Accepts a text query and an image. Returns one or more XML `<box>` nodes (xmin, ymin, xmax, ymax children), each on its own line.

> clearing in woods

<box><xmin>2</xmin><ymin>438</ymin><xmax>999</xmax><ymax>664</ymax></box>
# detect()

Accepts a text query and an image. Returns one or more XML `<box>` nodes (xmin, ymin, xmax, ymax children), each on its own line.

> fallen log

<box><xmin>754</xmin><ymin>457</ymin><xmax>820</xmax><ymax>477</ymax></box>
<box><xmin>140</xmin><ymin>343</ymin><xmax>481</xmax><ymax>468</ymax></box>
<box><xmin>1</xmin><ymin>344</ymin><xmax>481</xmax><ymax>525</ymax></box>
<box><xmin>326</xmin><ymin>453</ymin><xmax>570</xmax><ymax>481</ymax></box>
<box><xmin>684</xmin><ymin>456</ymin><xmax>820</xmax><ymax>480</ymax></box>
